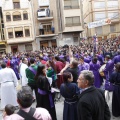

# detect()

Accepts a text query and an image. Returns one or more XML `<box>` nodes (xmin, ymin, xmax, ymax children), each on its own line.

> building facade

<box><xmin>56</xmin><ymin>0</ymin><xmax>84</xmax><ymax>46</ymax></box>
<box><xmin>2</xmin><ymin>0</ymin><xmax>35</xmax><ymax>53</ymax></box>
<box><xmin>83</xmin><ymin>0</ymin><xmax>120</xmax><ymax>41</ymax></box>
<box><xmin>33</xmin><ymin>0</ymin><xmax>84</xmax><ymax>49</ymax></box>
<box><xmin>1</xmin><ymin>0</ymin><xmax>84</xmax><ymax>52</ymax></box>
<box><xmin>0</xmin><ymin>5</ymin><xmax>6</xmax><ymax>53</ymax></box>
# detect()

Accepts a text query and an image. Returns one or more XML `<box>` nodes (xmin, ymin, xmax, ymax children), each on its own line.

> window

<box><xmin>64</xmin><ymin>0</ymin><xmax>79</xmax><ymax>9</ymax></box>
<box><xmin>107</xmin><ymin>1</ymin><xmax>118</xmax><ymax>7</ymax></box>
<box><xmin>25</xmin><ymin>44</ymin><xmax>33</xmax><ymax>52</ymax></box>
<box><xmin>8</xmin><ymin>32</ymin><xmax>13</xmax><ymax>38</ymax></box>
<box><xmin>13</xmin><ymin>2</ymin><xmax>20</xmax><ymax>9</ymax></box>
<box><xmin>108</xmin><ymin>12</ymin><xmax>119</xmax><ymax>19</ymax></box>
<box><xmin>13</xmin><ymin>12</ymin><xmax>21</xmax><ymax>21</ymax></box>
<box><xmin>66</xmin><ymin>16</ymin><xmax>81</xmax><ymax>26</ymax></box>
<box><xmin>95</xmin><ymin>26</ymin><xmax>102</xmax><ymax>35</ymax></box>
<box><xmin>73</xmin><ymin>37</ymin><xmax>78</xmax><ymax>42</ymax></box>
<box><xmin>94</xmin><ymin>2</ymin><xmax>105</xmax><ymax>9</ymax></box>
<box><xmin>15</xmin><ymin>27</ymin><xmax>23</xmax><ymax>37</ymax></box>
<box><xmin>6</xmin><ymin>13</ymin><xmax>11</xmax><ymax>22</ymax></box>
<box><xmin>8</xmin><ymin>28</ymin><xmax>13</xmax><ymax>39</ymax></box>
<box><xmin>23</xmin><ymin>11</ymin><xmax>28</xmax><ymax>20</ymax></box>
<box><xmin>95</xmin><ymin>12</ymin><xmax>106</xmax><ymax>21</ymax></box>
<box><xmin>110</xmin><ymin>25</ymin><xmax>116</xmax><ymax>32</ymax></box>
<box><xmin>25</xmin><ymin>27</ymin><xmax>30</xmax><ymax>37</ymax></box>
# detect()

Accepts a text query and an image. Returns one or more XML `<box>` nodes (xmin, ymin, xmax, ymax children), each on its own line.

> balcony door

<box><xmin>43</xmin><ymin>24</ymin><xmax>52</xmax><ymax>35</ymax></box>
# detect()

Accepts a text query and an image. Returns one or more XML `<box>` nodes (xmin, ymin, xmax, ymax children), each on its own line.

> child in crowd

<box><xmin>3</xmin><ymin>104</ymin><xmax>16</xmax><ymax>119</ymax></box>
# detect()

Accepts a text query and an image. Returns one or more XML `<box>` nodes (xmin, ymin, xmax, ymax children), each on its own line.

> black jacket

<box><xmin>77</xmin><ymin>86</ymin><xmax>111</xmax><ymax>120</ymax></box>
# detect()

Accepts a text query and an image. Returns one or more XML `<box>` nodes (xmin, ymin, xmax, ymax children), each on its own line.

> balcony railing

<box><xmin>65</xmin><ymin>23</ymin><xmax>81</xmax><ymax>27</ymax></box>
<box><xmin>39</xmin><ymin>29</ymin><xmax>55</xmax><ymax>35</ymax></box>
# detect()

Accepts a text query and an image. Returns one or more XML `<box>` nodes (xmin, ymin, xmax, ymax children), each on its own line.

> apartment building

<box><xmin>56</xmin><ymin>0</ymin><xmax>84</xmax><ymax>46</ymax></box>
<box><xmin>2</xmin><ymin>0</ymin><xmax>35</xmax><ymax>53</ymax></box>
<box><xmin>33</xmin><ymin>0</ymin><xmax>84</xmax><ymax>49</ymax></box>
<box><xmin>83</xmin><ymin>0</ymin><xmax>120</xmax><ymax>41</ymax></box>
<box><xmin>0</xmin><ymin>4</ymin><xmax>6</xmax><ymax>53</ymax></box>
<box><xmin>33</xmin><ymin>0</ymin><xmax>58</xmax><ymax>49</ymax></box>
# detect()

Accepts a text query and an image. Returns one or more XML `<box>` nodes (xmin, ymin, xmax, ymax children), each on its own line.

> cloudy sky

<box><xmin>0</xmin><ymin>1</ymin><xmax>2</xmax><ymax>7</ymax></box>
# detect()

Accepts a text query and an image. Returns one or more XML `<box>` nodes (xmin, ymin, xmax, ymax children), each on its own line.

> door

<box><xmin>40</xmin><ymin>41</ymin><xmax>48</xmax><ymax>48</ymax></box>
<box><xmin>11</xmin><ymin>46</ymin><xmax>18</xmax><ymax>53</ymax></box>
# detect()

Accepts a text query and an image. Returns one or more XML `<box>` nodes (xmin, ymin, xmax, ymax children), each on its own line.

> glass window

<box><xmin>94</xmin><ymin>2</ymin><xmax>105</xmax><ymax>8</ymax></box>
<box><xmin>25</xmin><ymin>29</ymin><xmax>30</xmax><ymax>37</ymax></box>
<box><xmin>108</xmin><ymin>12</ymin><xmax>119</xmax><ymax>19</ymax></box>
<box><xmin>13</xmin><ymin>2</ymin><xmax>20</xmax><ymax>9</ymax></box>
<box><xmin>95</xmin><ymin>26</ymin><xmax>102</xmax><ymax>35</ymax></box>
<box><xmin>6</xmin><ymin>15</ymin><xmax>11</xmax><ymax>22</ymax></box>
<box><xmin>8</xmin><ymin>32</ymin><xmax>13</xmax><ymax>39</ymax></box>
<box><xmin>66</xmin><ymin>17</ymin><xmax>80</xmax><ymax>26</ymax></box>
<box><xmin>110</xmin><ymin>25</ymin><xmax>116</xmax><ymax>32</ymax></box>
<box><xmin>23</xmin><ymin>13</ymin><xmax>28</xmax><ymax>20</ymax></box>
<box><xmin>64</xmin><ymin>0</ymin><xmax>79</xmax><ymax>9</ymax></box>
<box><xmin>107</xmin><ymin>1</ymin><xmax>118</xmax><ymax>7</ymax></box>
<box><xmin>95</xmin><ymin>12</ymin><xmax>106</xmax><ymax>21</ymax></box>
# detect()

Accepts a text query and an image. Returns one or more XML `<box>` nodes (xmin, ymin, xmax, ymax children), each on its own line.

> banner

<box><xmin>88</xmin><ymin>19</ymin><xmax>111</xmax><ymax>29</ymax></box>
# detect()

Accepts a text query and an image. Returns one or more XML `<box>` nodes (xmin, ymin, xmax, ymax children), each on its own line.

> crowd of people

<box><xmin>0</xmin><ymin>37</ymin><xmax>120</xmax><ymax>120</ymax></box>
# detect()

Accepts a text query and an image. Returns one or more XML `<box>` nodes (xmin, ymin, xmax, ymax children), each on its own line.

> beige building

<box><xmin>2</xmin><ymin>0</ymin><xmax>36</xmax><ymax>53</ymax></box>
<box><xmin>83</xmin><ymin>0</ymin><xmax>120</xmax><ymax>41</ymax></box>
<box><xmin>0</xmin><ymin>6</ymin><xmax>6</xmax><ymax>53</ymax></box>
<box><xmin>33</xmin><ymin>0</ymin><xmax>84</xmax><ymax>49</ymax></box>
<box><xmin>1</xmin><ymin>0</ymin><xmax>84</xmax><ymax>52</ymax></box>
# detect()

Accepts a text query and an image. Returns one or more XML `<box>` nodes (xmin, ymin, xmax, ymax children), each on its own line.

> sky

<box><xmin>0</xmin><ymin>1</ymin><xmax>2</xmax><ymax>7</ymax></box>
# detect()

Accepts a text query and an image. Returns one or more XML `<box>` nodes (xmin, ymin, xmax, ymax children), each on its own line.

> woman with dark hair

<box><xmin>109</xmin><ymin>62</ymin><xmax>120</xmax><ymax>117</ymax></box>
<box><xmin>89</xmin><ymin>57</ymin><xmax>102</xmax><ymax>88</ymax></box>
<box><xmin>35</xmin><ymin>64</ymin><xmax>57</xmax><ymax>120</ymax></box>
<box><xmin>60</xmin><ymin>72</ymin><xmax>79</xmax><ymax>120</ymax></box>
<box><xmin>46</xmin><ymin>60</ymin><xmax>57</xmax><ymax>87</ymax></box>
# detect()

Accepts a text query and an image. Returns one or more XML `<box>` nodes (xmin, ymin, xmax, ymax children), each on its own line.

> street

<box><xmin>0</xmin><ymin>94</ymin><xmax>120</xmax><ymax>120</ymax></box>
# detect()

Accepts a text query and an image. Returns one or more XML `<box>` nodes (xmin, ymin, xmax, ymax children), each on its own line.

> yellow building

<box><xmin>83</xmin><ymin>0</ymin><xmax>120</xmax><ymax>41</ymax></box>
<box><xmin>2</xmin><ymin>0</ymin><xmax>35</xmax><ymax>53</ymax></box>
<box><xmin>0</xmin><ymin>6</ymin><xmax>6</xmax><ymax>53</ymax></box>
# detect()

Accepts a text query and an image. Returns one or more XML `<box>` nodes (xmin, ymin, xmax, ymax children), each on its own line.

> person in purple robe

<box><xmin>78</xmin><ymin>56</ymin><xmax>90</xmax><ymax>75</ymax></box>
<box><xmin>113</xmin><ymin>50</ymin><xmax>120</xmax><ymax>64</ymax></box>
<box><xmin>103</xmin><ymin>55</ymin><xmax>114</xmax><ymax>92</ymax></box>
<box><xmin>10</xmin><ymin>58</ymin><xmax>20</xmax><ymax>80</ymax></box>
<box><xmin>89</xmin><ymin>57</ymin><xmax>102</xmax><ymax>88</ymax></box>
<box><xmin>84</xmin><ymin>53</ymin><xmax>91</xmax><ymax>63</ymax></box>
<box><xmin>104</xmin><ymin>55</ymin><xmax>114</xmax><ymax>82</ymax></box>
<box><xmin>97</xmin><ymin>54</ymin><xmax>104</xmax><ymax>65</ymax></box>
<box><xmin>59</xmin><ymin>54</ymin><xmax>64</xmax><ymax>59</ymax></box>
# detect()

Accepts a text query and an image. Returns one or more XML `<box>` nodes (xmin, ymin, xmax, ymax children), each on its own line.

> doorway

<box><xmin>11</xmin><ymin>46</ymin><xmax>18</xmax><ymax>53</ymax></box>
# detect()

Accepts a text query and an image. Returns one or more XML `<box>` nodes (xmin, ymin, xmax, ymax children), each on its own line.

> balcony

<box><xmin>63</xmin><ymin>24</ymin><xmax>84</xmax><ymax>33</ymax></box>
<box><xmin>7</xmin><ymin>37</ymin><xmax>34</xmax><ymax>44</ymax></box>
<box><xmin>38</xmin><ymin>29</ymin><xmax>56</xmax><ymax>38</ymax></box>
<box><xmin>37</xmin><ymin>9</ymin><xmax>53</xmax><ymax>21</ymax></box>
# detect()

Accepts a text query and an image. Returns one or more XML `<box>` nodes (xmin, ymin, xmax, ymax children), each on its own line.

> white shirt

<box><xmin>20</xmin><ymin>63</ymin><xmax>28</xmax><ymax>86</ymax></box>
<box><xmin>0</xmin><ymin>67</ymin><xmax>18</xmax><ymax>87</ymax></box>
